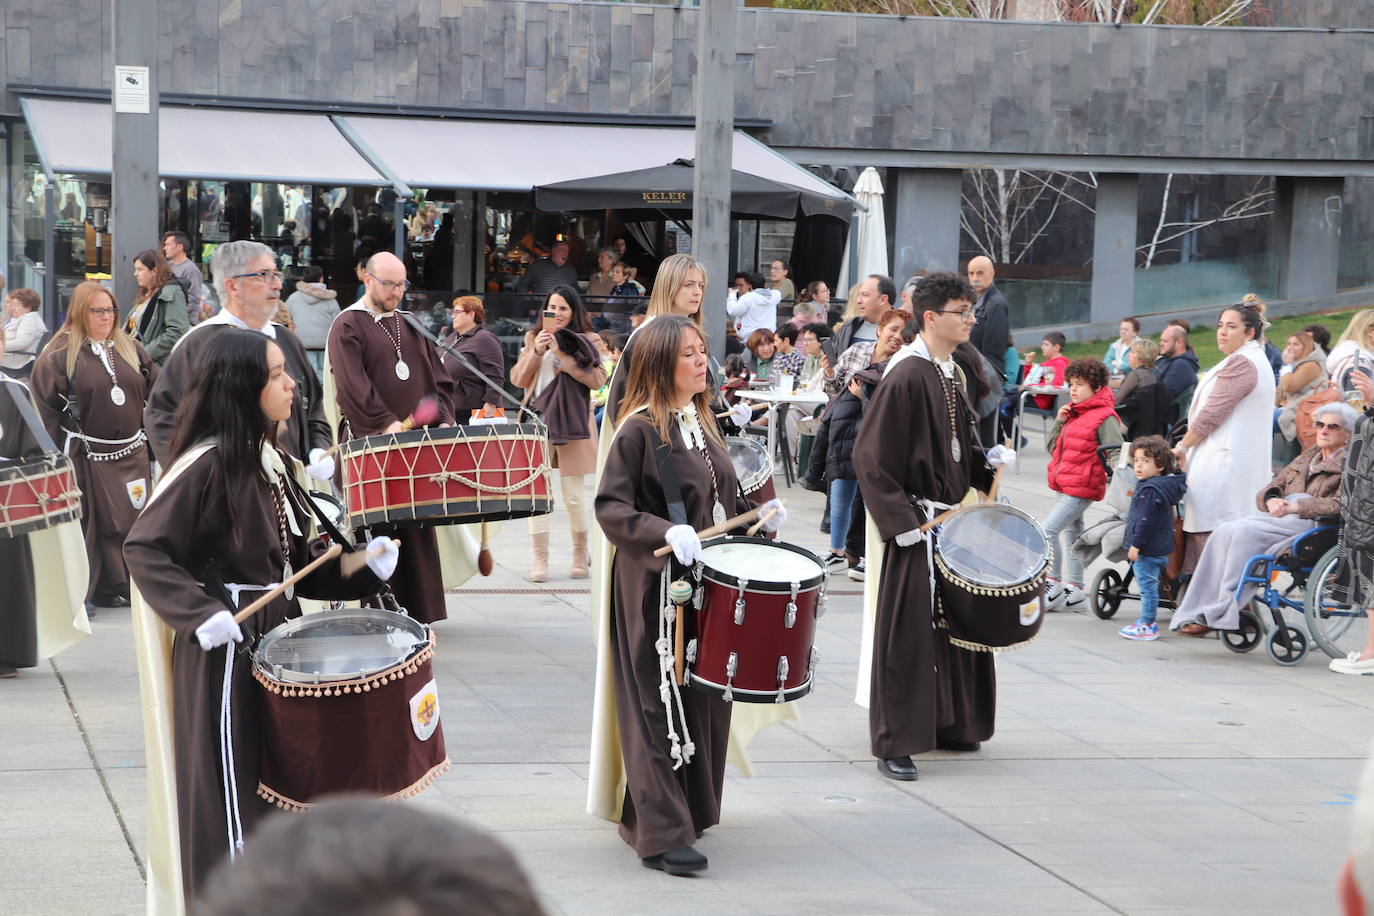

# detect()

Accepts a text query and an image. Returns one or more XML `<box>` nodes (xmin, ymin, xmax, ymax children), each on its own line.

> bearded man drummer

<box><xmin>851</xmin><ymin>271</ymin><xmax>1015</xmax><ymax>782</ymax></box>
<box><xmin>327</xmin><ymin>251</ymin><xmax>456</xmax><ymax>624</ymax></box>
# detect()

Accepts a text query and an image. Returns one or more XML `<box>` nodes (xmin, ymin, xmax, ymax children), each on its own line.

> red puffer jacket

<box><xmin>1048</xmin><ymin>384</ymin><xmax>1120</xmax><ymax>500</ymax></box>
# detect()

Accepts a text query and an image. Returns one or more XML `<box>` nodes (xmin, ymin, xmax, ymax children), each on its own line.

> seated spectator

<box><xmin>773</xmin><ymin>324</ymin><xmax>804</xmax><ymax>377</ymax></box>
<box><xmin>1103</xmin><ymin>317</ymin><xmax>1141</xmax><ymax>375</ymax></box>
<box><xmin>745</xmin><ymin>328</ymin><xmax>777</xmax><ymax>382</ymax></box>
<box><xmin>195</xmin><ymin>797</ymin><xmax>547</xmax><ymax>916</ymax></box>
<box><xmin>767</xmin><ymin>258</ymin><xmax>796</xmax><ymax>303</ymax></box>
<box><xmin>1117</xmin><ymin>436</ymin><xmax>1188</xmax><ymax>641</ymax></box>
<box><xmin>586</xmin><ymin>247</ymin><xmax>618</xmax><ymax>298</ymax></box>
<box><xmin>1115</xmin><ymin>338</ymin><xmax>1167</xmax><ymax>438</ymax></box>
<box><xmin>1115</xmin><ymin>338</ymin><xmax>1159</xmax><ymax>406</ymax></box>
<box><xmin>998</xmin><ymin>331</ymin><xmax>1069</xmax><ymax>442</ymax></box>
<box><xmin>515</xmin><ymin>239</ymin><xmax>578</xmax><ymax>296</ymax></box>
<box><xmin>1173</xmin><ymin>402</ymin><xmax>1355</xmax><ymax>637</ymax></box>
<box><xmin>629</xmin><ymin>302</ymin><xmax>648</xmax><ymax>330</ymax></box>
<box><xmin>726</xmin><ymin>271</ymin><xmax>781</xmax><ymax>343</ymax></box>
<box><xmin>720</xmin><ymin>352</ymin><xmax>751</xmax><ymax>408</ymax></box>
<box><xmin>791</xmin><ymin>281</ymin><xmax>831</xmax><ymax>329</ymax></box>
<box><xmin>1276</xmin><ymin>330</ymin><xmax>1331</xmax><ymax>449</ymax></box>
<box><xmin>1155</xmin><ymin>322</ymin><xmax>1199</xmax><ymax>426</ymax></box>
<box><xmin>1328</xmin><ymin>310</ymin><xmax>1374</xmax><ymax>385</ymax></box>
<box><xmin>1</xmin><ymin>287</ymin><xmax>46</xmax><ymax>378</ymax></box>
<box><xmin>797</xmin><ymin>322</ymin><xmax>834</xmax><ymax>392</ymax></box>
<box><xmin>1042</xmin><ymin>358</ymin><xmax>1124</xmax><ymax>610</ymax></box>
<box><xmin>1304</xmin><ymin>323</ymin><xmax>1332</xmax><ymax>355</ymax></box>
<box><xmin>1002</xmin><ymin>334</ymin><xmax>1021</xmax><ymax>394</ymax></box>
<box><xmin>607</xmin><ymin>261</ymin><xmax>641</xmax><ymax>309</ymax></box>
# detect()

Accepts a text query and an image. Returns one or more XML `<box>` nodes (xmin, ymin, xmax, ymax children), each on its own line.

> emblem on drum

<box><xmin>409</xmin><ymin>678</ymin><xmax>441</xmax><ymax>741</ymax></box>
<box><xmin>126</xmin><ymin>478</ymin><xmax>147</xmax><ymax>510</ymax></box>
<box><xmin>1019</xmin><ymin>596</ymin><xmax>1042</xmax><ymax>627</ymax></box>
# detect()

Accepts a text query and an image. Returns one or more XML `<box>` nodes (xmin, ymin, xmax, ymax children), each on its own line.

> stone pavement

<box><xmin>3</xmin><ymin>436</ymin><xmax>1372</xmax><ymax>915</ymax></box>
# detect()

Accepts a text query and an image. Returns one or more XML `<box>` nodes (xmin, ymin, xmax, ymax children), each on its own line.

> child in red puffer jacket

<box><xmin>1042</xmin><ymin>358</ymin><xmax>1124</xmax><ymax>610</ymax></box>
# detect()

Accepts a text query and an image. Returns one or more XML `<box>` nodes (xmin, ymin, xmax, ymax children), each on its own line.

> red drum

<box><xmin>340</xmin><ymin>423</ymin><xmax>552</xmax><ymax>528</ymax></box>
<box><xmin>252</xmin><ymin>609</ymin><xmax>450</xmax><ymax>810</ymax></box>
<box><xmin>0</xmin><ymin>455</ymin><xmax>82</xmax><ymax>538</ymax></box>
<box><xmin>687</xmin><ymin>537</ymin><xmax>827</xmax><ymax>703</ymax></box>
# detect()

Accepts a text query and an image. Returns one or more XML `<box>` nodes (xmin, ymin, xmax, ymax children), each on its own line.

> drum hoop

<box><xmin>686</xmin><ymin>672</ymin><xmax>814</xmax><ymax>701</ymax></box>
<box><xmin>253</xmin><ymin>609</ymin><xmax>432</xmax><ymax>688</ymax></box>
<box><xmin>724</xmin><ymin>436</ymin><xmax>772</xmax><ymax>492</ymax></box>
<box><xmin>338</xmin><ymin>423</ymin><xmax>547</xmax><ymax>458</ymax></box>
<box><xmin>934</xmin><ymin>503</ymin><xmax>1049</xmax><ymax>587</ymax></box>
<box><xmin>699</xmin><ymin>535</ymin><xmax>826</xmax><ymax>591</ymax></box>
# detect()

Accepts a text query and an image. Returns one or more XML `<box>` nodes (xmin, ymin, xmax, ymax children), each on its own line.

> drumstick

<box><xmin>745</xmin><ymin>505</ymin><xmax>781</xmax><ymax>537</ymax></box>
<box><xmin>651</xmin><ymin>502</ymin><xmax>782</xmax><ymax>557</ymax></box>
<box><xmin>918</xmin><ymin>504</ymin><xmax>963</xmax><ymax>533</ymax></box>
<box><xmin>986</xmin><ymin>438</ymin><xmax>1012</xmax><ymax>504</ymax></box>
<box><xmin>478</xmin><ymin>522</ymin><xmax>494</xmax><ymax>576</ymax></box>
<box><xmin>232</xmin><ymin>543</ymin><xmax>343</xmax><ymax>624</ymax></box>
<box><xmin>325</xmin><ymin>396</ymin><xmax>444</xmax><ymax>457</ymax></box>
<box><xmin>714</xmin><ymin>402</ymin><xmax>769</xmax><ymax>419</ymax></box>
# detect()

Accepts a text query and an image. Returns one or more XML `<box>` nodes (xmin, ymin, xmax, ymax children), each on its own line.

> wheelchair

<box><xmin>1221</xmin><ymin>522</ymin><xmax>1341</xmax><ymax>666</ymax></box>
<box><xmin>1303</xmin><ymin>537</ymin><xmax>1369</xmax><ymax>661</ymax></box>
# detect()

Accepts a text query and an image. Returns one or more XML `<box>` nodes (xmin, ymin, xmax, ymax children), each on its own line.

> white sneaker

<box><xmin>1061</xmin><ymin>584</ymin><xmax>1087</xmax><ymax>610</ymax></box>
<box><xmin>1044</xmin><ymin>581</ymin><xmax>1066</xmax><ymax>611</ymax></box>
<box><xmin>847</xmin><ymin>558</ymin><xmax>866</xmax><ymax>581</ymax></box>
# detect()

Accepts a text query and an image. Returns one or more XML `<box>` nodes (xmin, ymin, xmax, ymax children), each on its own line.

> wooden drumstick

<box><xmin>478</xmin><ymin>522</ymin><xmax>494</xmax><ymax>576</ymax></box>
<box><xmin>324</xmin><ymin>396</ymin><xmax>443</xmax><ymax>457</ymax></box>
<box><xmin>232</xmin><ymin>544</ymin><xmax>343</xmax><ymax>624</ymax></box>
<box><xmin>714</xmin><ymin>401</ymin><xmax>768</xmax><ymax>419</ymax></box>
<box><xmin>651</xmin><ymin>501</ymin><xmax>784</xmax><ymax>557</ymax></box>
<box><xmin>746</xmin><ymin>505</ymin><xmax>781</xmax><ymax>537</ymax></box>
<box><xmin>667</xmin><ymin>580</ymin><xmax>694</xmax><ymax>686</ymax></box>
<box><xmin>918</xmin><ymin>504</ymin><xmax>963</xmax><ymax>534</ymax></box>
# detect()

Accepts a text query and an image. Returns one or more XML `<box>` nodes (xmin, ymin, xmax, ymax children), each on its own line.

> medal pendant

<box><xmin>282</xmin><ymin>560</ymin><xmax>295</xmax><ymax>601</ymax></box>
<box><xmin>712</xmin><ymin>501</ymin><xmax>727</xmax><ymax>527</ymax></box>
<box><xmin>110</xmin><ymin>386</ymin><xmax>127</xmax><ymax>407</ymax></box>
<box><xmin>395</xmin><ymin>360</ymin><xmax>411</xmax><ymax>381</ymax></box>
<box><xmin>950</xmin><ymin>438</ymin><xmax>961</xmax><ymax>462</ymax></box>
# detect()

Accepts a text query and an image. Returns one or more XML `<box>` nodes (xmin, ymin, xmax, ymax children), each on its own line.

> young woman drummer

<box><xmin>594</xmin><ymin>315</ymin><xmax>786</xmax><ymax>875</ymax></box>
<box><xmin>123</xmin><ymin>329</ymin><xmax>400</xmax><ymax>901</ymax></box>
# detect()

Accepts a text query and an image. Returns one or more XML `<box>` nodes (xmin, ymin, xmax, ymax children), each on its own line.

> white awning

<box><xmin>20</xmin><ymin>97</ymin><xmax>387</xmax><ymax>186</ymax></box>
<box><xmin>337</xmin><ymin>114</ymin><xmax>852</xmax><ymax>204</ymax></box>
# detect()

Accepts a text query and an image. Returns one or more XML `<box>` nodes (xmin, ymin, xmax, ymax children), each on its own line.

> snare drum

<box><xmin>253</xmin><ymin>608</ymin><xmax>450</xmax><ymax>810</ymax></box>
<box><xmin>688</xmin><ymin>537</ymin><xmax>826</xmax><ymax>703</ymax></box>
<box><xmin>340</xmin><ymin>423</ymin><xmax>552</xmax><ymax>528</ymax></box>
<box><xmin>0</xmin><ymin>455</ymin><xmax>82</xmax><ymax>538</ymax></box>
<box><xmin>933</xmin><ymin>503</ymin><xmax>1048</xmax><ymax>653</ymax></box>
<box><xmin>725</xmin><ymin>436</ymin><xmax>772</xmax><ymax>496</ymax></box>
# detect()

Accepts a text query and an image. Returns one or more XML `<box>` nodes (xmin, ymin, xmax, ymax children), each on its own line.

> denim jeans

<box><xmin>828</xmin><ymin>478</ymin><xmax>859</xmax><ymax>553</ymax></box>
<box><xmin>1042</xmin><ymin>493</ymin><xmax>1093</xmax><ymax>584</ymax></box>
<box><xmin>1132</xmin><ymin>554</ymin><xmax>1169</xmax><ymax>624</ymax></box>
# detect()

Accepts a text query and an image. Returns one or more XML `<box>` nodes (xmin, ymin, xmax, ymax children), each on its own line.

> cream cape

<box><xmin>30</xmin><ymin>519</ymin><xmax>91</xmax><ymax>658</ymax></box>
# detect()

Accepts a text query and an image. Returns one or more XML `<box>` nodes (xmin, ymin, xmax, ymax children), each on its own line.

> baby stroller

<box><xmin>1076</xmin><ymin>443</ymin><xmax>1190</xmax><ymax>620</ymax></box>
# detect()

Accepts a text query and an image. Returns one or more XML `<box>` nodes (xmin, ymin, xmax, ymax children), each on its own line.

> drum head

<box><xmin>700</xmin><ymin>536</ymin><xmax>825</xmax><ymax>590</ymax></box>
<box><xmin>937</xmin><ymin>504</ymin><xmax>1048</xmax><ymax>588</ymax></box>
<box><xmin>725</xmin><ymin>436</ymin><xmax>771</xmax><ymax>493</ymax></box>
<box><xmin>255</xmin><ymin>609</ymin><xmax>427</xmax><ymax>683</ymax></box>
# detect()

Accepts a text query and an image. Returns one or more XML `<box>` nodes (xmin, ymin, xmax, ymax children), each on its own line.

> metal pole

<box><xmin>692</xmin><ymin>0</ymin><xmax>735</xmax><ymax>365</ymax></box>
<box><xmin>111</xmin><ymin>0</ymin><xmax>160</xmax><ymax>316</ymax></box>
<box><xmin>43</xmin><ymin>183</ymin><xmax>56</xmax><ymax>323</ymax></box>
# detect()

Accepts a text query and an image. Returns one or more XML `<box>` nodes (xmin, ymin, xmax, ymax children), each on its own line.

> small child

<box><xmin>1118</xmin><ymin>435</ymin><xmax>1188</xmax><ymax>640</ymax></box>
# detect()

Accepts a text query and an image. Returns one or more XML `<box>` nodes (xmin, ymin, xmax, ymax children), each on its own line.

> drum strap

<box><xmin>3</xmin><ymin>379</ymin><xmax>60</xmax><ymax>455</ymax></box>
<box><xmin>653</xmin><ymin>435</ymin><xmax>689</xmax><ymax>528</ymax></box>
<box><xmin>399</xmin><ymin>310</ymin><xmax>533</xmax><ymax>421</ymax></box>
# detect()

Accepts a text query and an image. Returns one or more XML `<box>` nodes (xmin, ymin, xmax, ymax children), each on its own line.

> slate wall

<box><xmin>1</xmin><ymin>1</ymin><xmax>1371</xmax><ymax>162</ymax></box>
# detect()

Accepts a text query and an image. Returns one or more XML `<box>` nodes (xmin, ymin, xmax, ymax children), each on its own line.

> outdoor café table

<box><xmin>736</xmin><ymin>388</ymin><xmax>830</xmax><ymax>488</ymax></box>
<box><xmin>1011</xmin><ymin>384</ymin><xmax>1069</xmax><ymax>474</ymax></box>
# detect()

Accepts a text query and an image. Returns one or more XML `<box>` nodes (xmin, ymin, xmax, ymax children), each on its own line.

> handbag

<box><xmin>1294</xmin><ymin>383</ymin><xmax>1341</xmax><ymax>450</ymax></box>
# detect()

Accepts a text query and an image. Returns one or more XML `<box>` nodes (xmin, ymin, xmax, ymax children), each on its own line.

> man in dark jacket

<box><xmin>1154</xmin><ymin>323</ymin><xmax>1199</xmax><ymax>425</ymax></box>
<box><xmin>825</xmin><ymin>274</ymin><xmax>893</xmax><ymax>364</ymax></box>
<box><xmin>967</xmin><ymin>255</ymin><xmax>1010</xmax><ymax>386</ymax></box>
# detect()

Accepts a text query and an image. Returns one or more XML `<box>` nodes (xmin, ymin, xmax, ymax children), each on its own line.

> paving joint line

<box><xmin>50</xmin><ymin>658</ymin><xmax>146</xmax><ymax>883</ymax></box>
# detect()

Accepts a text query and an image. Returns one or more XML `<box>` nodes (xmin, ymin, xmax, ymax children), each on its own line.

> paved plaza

<box><xmin>3</xmin><ymin>442</ymin><xmax>1371</xmax><ymax>915</ymax></box>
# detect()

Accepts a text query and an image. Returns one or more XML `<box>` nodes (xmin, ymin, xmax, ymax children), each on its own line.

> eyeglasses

<box><xmin>231</xmin><ymin>269</ymin><xmax>284</xmax><ymax>284</ymax></box>
<box><xmin>367</xmin><ymin>273</ymin><xmax>411</xmax><ymax>293</ymax></box>
<box><xmin>88</xmin><ymin>308</ymin><xmax>117</xmax><ymax>317</ymax></box>
<box><xmin>1314</xmin><ymin>421</ymin><xmax>1345</xmax><ymax>431</ymax></box>
<box><xmin>936</xmin><ymin>309</ymin><xmax>977</xmax><ymax>322</ymax></box>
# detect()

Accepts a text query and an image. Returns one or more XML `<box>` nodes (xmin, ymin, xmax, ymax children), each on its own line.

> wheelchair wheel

<box><xmin>1090</xmin><ymin>568</ymin><xmax>1124</xmax><ymax>619</ymax></box>
<box><xmin>1221</xmin><ymin>610</ymin><xmax>1262</xmax><ymax>653</ymax></box>
<box><xmin>1305</xmin><ymin>546</ymin><xmax>1367</xmax><ymax>660</ymax></box>
<box><xmin>1264</xmin><ymin>624</ymin><xmax>1308</xmax><ymax>666</ymax></box>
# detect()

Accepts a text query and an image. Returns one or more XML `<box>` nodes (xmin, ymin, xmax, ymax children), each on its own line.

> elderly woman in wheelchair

<box><xmin>1170</xmin><ymin>401</ymin><xmax>1359</xmax><ymax>641</ymax></box>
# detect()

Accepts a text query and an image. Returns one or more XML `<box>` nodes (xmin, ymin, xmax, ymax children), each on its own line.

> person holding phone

<box><xmin>511</xmin><ymin>286</ymin><xmax>608</xmax><ymax>581</ymax></box>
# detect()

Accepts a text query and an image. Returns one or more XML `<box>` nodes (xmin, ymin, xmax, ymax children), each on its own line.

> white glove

<box><xmin>194</xmin><ymin>610</ymin><xmax>244</xmax><ymax>651</ymax></box>
<box><xmin>728</xmin><ymin>402</ymin><xmax>754</xmax><ymax>427</ymax></box>
<box><xmin>895</xmin><ymin>527</ymin><xmax>926</xmax><ymax>548</ymax></box>
<box><xmin>758</xmin><ymin>497</ymin><xmax>788</xmax><ymax>533</ymax></box>
<box><xmin>664</xmin><ymin>524</ymin><xmax>703</xmax><ymax>566</ymax></box>
<box><xmin>365</xmin><ymin>535</ymin><xmax>400</xmax><ymax>581</ymax></box>
<box><xmin>986</xmin><ymin>444</ymin><xmax>1016</xmax><ymax>468</ymax></box>
<box><xmin>306</xmin><ymin>448</ymin><xmax>336</xmax><ymax>482</ymax></box>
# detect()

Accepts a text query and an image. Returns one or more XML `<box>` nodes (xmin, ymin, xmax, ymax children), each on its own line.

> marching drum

<box><xmin>306</xmin><ymin>491</ymin><xmax>351</xmax><ymax>544</ymax></box>
<box><xmin>0</xmin><ymin>455</ymin><xmax>82</xmax><ymax>538</ymax></box>
<box><xmin>933</xmin><ymin>503</ymin><xmax>1048</xmax><ymax>653</ymax></box>
<box><xmin>687</xmin><ymin>537</ymin><xmax>826</xmax><ymax>703</ymax></box>
<box><xmin>725</xmin><ymin>436</ymin><xmax>772</xmax><ymax>496</ymax></box>
<box><xmin>340</xmin><ymin>423</ymin><xmax>552</xmax><ymax>529</ymax></box>
<box><xmin>252</xmin><ymin>608</ymin><xmax>451</xmax><ymax>810</ymax></box>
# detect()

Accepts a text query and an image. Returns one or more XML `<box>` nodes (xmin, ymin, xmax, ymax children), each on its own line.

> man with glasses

<box><xmin>328</xmin><ymin>251</ymin><xmax>455</xmax><ymax>625</ymax></box>
<box><xmin>853</xmin><ymin>271</ymin><xmax>1014</xmax><ymax>783</ymax></box>
<box><xmin>145</xmin><ymin>240</ymin><xmax>332</xmax><ymax>480</ymax></box>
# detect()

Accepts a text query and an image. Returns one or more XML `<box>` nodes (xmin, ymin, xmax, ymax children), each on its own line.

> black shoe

<box><xmin>819</xmin><ymin>519</ymin><xmax>830</xmax><ymax>534</ymax></box>
<box><xmin>936</xmin><ymin>739</ymin><xmax>982</xmax><ymax>752</ymax></box>
<box><xmin>83</xmin><ymin>601</ymin><xmax>98</xmax><ymax>620</ymax></box>
<box><xmin>0</xmin><ymin>664</ymin><xmax>17</xmax><ymax>678</ymax></box>
<box><xmin>93</xmin><ymin>592</ymin><xmax>129</xmax><ymax>608</ymax></box>
<box><xmin>642</xmin><ymin>845</ymin><xmax>708</xmax><ymax>876</ymax></box>
<box><xmin>878</xmin><ymin>756</ymin><xmax>918</xmax><ymax>781</ymax></box>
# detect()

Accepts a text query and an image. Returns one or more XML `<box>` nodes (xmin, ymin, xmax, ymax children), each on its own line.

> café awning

<box><xmin>19</xmin><ymin>97</ymin><xmax>388</xmax><ymax>186</ymax></box>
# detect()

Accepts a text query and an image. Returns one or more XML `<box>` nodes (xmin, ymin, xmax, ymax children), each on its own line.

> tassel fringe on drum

<box><xmin>257</xmin><ymin>758</ymin><xmax>453</xmax><ymax>812</ymax></box>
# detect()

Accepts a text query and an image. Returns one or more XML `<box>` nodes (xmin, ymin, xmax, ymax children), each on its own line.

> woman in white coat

<box><xmin>1171</xmin><ymin>302</ymin><xmax>1277</xmax><ymax>628</ymax></box>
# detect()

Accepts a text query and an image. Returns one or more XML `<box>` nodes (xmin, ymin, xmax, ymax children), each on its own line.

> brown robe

<box><xmin>0</xmin><ymin>377</ymin><xmax>42</xmax><ymax>669</ymax></box>
<box><xmin>595</xmin><ymin>416</ymin><xmax>750</xmax><ymax>858</ymax></box>
<box><xmin>328</xmin><ymin>304</ymin><xmax>456</xmax><ymax>624</ymax></box>
<box><xmin>440</xmin><ymin>326</ymin><xmax>507</xmax><ymax>416</ymax></box>
<box><xmin>30</xmin><ymin>335</ymin><xmax>156</xmax><ymax>600</ymax></box>
<box><xmin>122</xmin><ymin>447</ymin><xmax>380</xmax><ymax>900</ymax></box>
<box><xmin>852</xmin><ymin>354</ymin><xmax>998</xmax><ymax>759</ymax></box>
<box><xmin>144</xmin><ymin>321</ymin><xmax>330</xmax><ymax>464</ymax></box>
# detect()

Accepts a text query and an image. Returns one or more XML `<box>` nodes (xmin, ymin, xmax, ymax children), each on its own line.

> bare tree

<box><xmin>960</xmin><ymin>169</ymin><xmax>1096</xmax><ymax>264</ymax></box>
<box><xmin>1137</xmin><ymin>176</ymin><xmax>1273</xmax><ymax>267</ymax></box>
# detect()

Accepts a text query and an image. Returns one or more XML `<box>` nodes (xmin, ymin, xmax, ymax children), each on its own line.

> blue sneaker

<box><xmin>1119</xmin><ymin>620</ymin><xmax>1159</xmax><ymax>641</ymax></box>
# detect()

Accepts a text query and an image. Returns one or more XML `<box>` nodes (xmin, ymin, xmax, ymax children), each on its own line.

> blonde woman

<box><xmin>30</xmin><ymin>281</ymin><xmax>156</xmax><ymax>609</ymax></box>
<box><xmin>1327</xmin><ymin>309</ymin><xmax>1374</xmax><ymax>383</ymax></box>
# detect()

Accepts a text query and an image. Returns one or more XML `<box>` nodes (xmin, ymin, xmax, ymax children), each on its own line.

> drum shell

<box><xmin>254</xmin><ymin>628</ymin><xmax>449</xmax><ymax>808</ymax></box>
<box><xmin>340</xmin><ymin>423</ymin><xmax>552</xmax><ymax>528</ymax></box>
<box><xmin>0</xmin><ymin>456</ymin><xmax>83</xmax><ymax>537</ymax></box>
<box><xmin>935</xmin><ymin>571</ymin><xmax>1046</xmax><ymax>653</ymax></box>
<box><xmin>688</xmin><ymin>536</ymin><xmax>824</xmax><ymax>703</ymax></box>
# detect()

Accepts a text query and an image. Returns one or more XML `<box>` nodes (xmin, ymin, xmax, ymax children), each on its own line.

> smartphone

<box><xmin>542</xmin><ymin>309</ymin><xmax>558</xmax><ymax>331</ymax></box>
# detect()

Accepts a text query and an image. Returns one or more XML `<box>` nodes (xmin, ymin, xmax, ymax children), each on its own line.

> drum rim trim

<box><xmin>686</xmin><ymin>671</ymin><xmax>814</xmax><ymax>701</ymax></box>
<box><xmin>258</xmin><ymin>757</ymin><xmax>452</xmax><ymax>812</ymax></box>
<box><xmin>699</xmin><ymin>535</ymin><xmax>826</xmax><ymax>591</ymax></box>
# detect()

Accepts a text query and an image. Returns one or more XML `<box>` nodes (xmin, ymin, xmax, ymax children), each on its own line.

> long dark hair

<box><xmin>167</xmin><ymin>329</ymin><xmax>275</xmax><ymax>548</ymax></box>
<box><xmin>617</xmin><ymin>315</ymin><xmax>722</xmax><ymax>447</ymax></box>
<box><xmin>542</xmin><ymin>285</ymin><xmax>594</xmax><ymax>334</ymax></box>
<box><xmin>133</xmin><ymin>248</ymin><xmax>176</xmax><ymax>305</ymax></box>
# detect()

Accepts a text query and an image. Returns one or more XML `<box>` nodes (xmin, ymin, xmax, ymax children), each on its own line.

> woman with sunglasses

<box><xmin>31</xmin><ymin>281</ymin><xmax>156</xmax><ymax>612</ymax></box>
